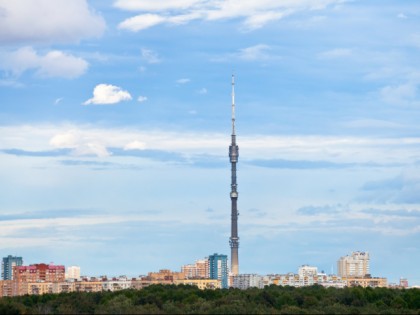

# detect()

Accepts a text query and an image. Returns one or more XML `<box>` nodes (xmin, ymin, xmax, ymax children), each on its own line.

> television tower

<box><xmin>229</xmin><ymin>74</ymin><xmax>239</xmax><ymax>275</ymax></box>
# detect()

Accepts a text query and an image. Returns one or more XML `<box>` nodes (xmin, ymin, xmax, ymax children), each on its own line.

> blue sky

<box><xmin>0</xmin><ymin>0</ymin><xmax>420</xmax><ymax>285</ymax></box>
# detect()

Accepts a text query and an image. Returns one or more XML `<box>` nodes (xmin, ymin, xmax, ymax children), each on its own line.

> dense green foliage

<box><xmin>0</xmin><ymin>284</ymin><xmax>419</xmax><ymax>314</ymax></box>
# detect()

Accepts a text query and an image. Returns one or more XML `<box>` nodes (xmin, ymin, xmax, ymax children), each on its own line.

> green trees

<box><xmin>0</xmin><ymin>285</ymin><xmax>419</xmax><ymax>314</ymax></box>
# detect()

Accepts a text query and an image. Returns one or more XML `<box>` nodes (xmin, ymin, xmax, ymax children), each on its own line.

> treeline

<box><xmin>1</xmin><ymin>284</ymin><xmax>419</xmax><ymax>314</ymax></box>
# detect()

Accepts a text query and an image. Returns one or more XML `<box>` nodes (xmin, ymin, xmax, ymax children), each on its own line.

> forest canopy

<box><xmin>0</xmin><ymin>284</ymin><xmax>419</xmax><ymax>314</ymax></box>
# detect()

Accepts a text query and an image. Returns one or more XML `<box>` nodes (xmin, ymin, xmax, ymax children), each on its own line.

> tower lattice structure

<box><xmin>229</xmin><ymin>75</ymin><xmax>239</xmax><ymax>275</ymax></box>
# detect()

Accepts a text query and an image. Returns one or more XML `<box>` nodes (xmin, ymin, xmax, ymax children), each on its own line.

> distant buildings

<box><xmin>1</xmin><ymin>255</ymin><xmax>23</xmax><ymax>280</ymax></box>
<box><xmin>14</xmin><ymin>263</ymin><xmax>65</xmax><ymax>282</ymax></box>
<box><xmin>0</xmin><ymin>265</ymin><xmax>222</xmax><ymax>297</ymax></box>
<box><xmin>233</xmin><ymin>272</ymin><xmax>387</xmax><ymax>289</ymax></box>
<box><xmin>400</xmin><ymin>278</ymin><xmax>409</xmax><ymax>288</ymax></box>
<box><xmin>232</xmin><ymin>274</ymin><xmax>264</xmax><ymax>289</ymax></box>
<box><xmin>102</xmin><ymin>276</ymin><xmax>132</xmax><ymax>292</ymax></box>
<box><xmin>0</xmin><ymin>250</ymin><xmax>398</xmax><ymax>297</ymax></box>
<box><xmin>2</xmin><ymin>263</ymin><xmax>65</xmax><ymax>296</ymax></box>
<box><xmin>146</xmin><ymin>269</ymin><xmax>185</xmax><ymax>282</ymax></box>
<box><xmin>66</xmin><ymin>266</ymin><xmax>81</xmax><ymax>280</ymax></box>
<box><xmin>14</xmin><ymin>263</ymin><xmax>65</xmax><ymax>296</ymax></box>
<box><xmin>342</xmin><ymin>275</ymin><xmax>387</xmax><ymax>288</ymax></box>
<box><xmin>231</xmin><ymin>252</ymin><xmax>387</xmax><ymax>290</ymax></box>
<box><xmin>337</xmin><ymin>251</ymin><xmax>370</xmax><ymax>277</ymax></box>
<box><xmin>181</xmin><ymin>259</ymin><xmax>209</xmax><ymax>279</ymax></box>
<box><xmin>174</xmin><ymin>279</ymin><xmax>221</xmax><ymax>290</ymax></box>
<box><xmin>262</xmin><ymin>273</ymin><xmax>347</xmax><ymax>288</ymax></box>
<box><xmin>180</xmin><ymin>254</ymin><xmax>228</xmax><ymax>289</ymax></box>
<box><xmin>0</xmin><ymin>280</ymin><xmax>13</xmax><ymax>297</ymax></box>
<box><xmin>208</xmin><ymin>253</ymin><xmax>228</xmax><ymax>289</ymax></box>
<box><xmin>298</xmin><ymin>265</ymin><xmax>318</xmax><ymax>278</ymax></box>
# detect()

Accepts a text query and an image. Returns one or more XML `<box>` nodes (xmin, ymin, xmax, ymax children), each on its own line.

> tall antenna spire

<box><xmin>229</xmin><ymin>74</ymin><xmax>239</xmax><ymax>277</ymax></box>
<box><xmin>232</xmin><ymin>74</ymin><xmax>236</xmax><ymax>135</ymax></box>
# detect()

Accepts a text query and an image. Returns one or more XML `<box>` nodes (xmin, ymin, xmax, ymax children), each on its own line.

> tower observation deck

<box><xmin>229</xmin><ymin>75</ymin><xmax>239</xmax><ymax>275</ymax></box>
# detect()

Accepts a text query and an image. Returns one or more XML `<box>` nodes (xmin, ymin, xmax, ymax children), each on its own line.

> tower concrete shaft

<box><xmin>229</xmin><ymin>75</ymin><xmax>239</xmax><ymax>275</ymax></box>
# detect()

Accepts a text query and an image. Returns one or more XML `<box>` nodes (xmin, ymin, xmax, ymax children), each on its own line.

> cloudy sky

<box><xmin>1</xmin><ymin>0</ymin><xmax>419</xmax><ymax>285</ymax></box>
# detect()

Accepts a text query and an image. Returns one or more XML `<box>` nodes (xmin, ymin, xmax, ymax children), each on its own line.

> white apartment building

<box><xmin>337</xmin><ymin>251</ymin><xmax>370</xmax><ymax>277</ymax></box>
<box><xmin>298</xmin><ymin>265</ymin><xmax>318</xmax><ymax>278</ymax></box>
<box><xmin>232</xmin><ymin>274</ymin><xmax>264</xmax><ymax>289</ymax></box>
<box><xmin>66</xmin><ymin>266</ymin><xmax>81</xmax><ymax>280</ymax></box>
<box><xmin>265</xmin><ymin>273</ymin><xmax>347</xmax><ymax>288</ymax></box>
<box><xmin>102</xmin><ymin>276</ymin><xmax>132</xmax><ymax>292</ymax></box>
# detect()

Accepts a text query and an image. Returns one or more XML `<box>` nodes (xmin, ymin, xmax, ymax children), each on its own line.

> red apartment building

<box><xmin>12</xmin><ymin>263</ymin><xmax>65</xmax><ymax>296</ymax></box>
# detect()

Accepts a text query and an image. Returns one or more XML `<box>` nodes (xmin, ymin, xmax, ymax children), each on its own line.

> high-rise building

<box><xmin>1</xmin><ymin>255</ymin><xmax>23</xmax><ymax>280</ymax></box>
<box><xmin>181</xmin><ymin>259</ymin><xmax>209</xmax><ymax>279</ymax></box>
<box><xmin>66</xmin><ymin>266</ymin><xmax>81</xmax><ymax>280</ymax></box>
<box><xmin>298</xmin><ymin>265</ymin><xmax>318</xmax><ymax>278</ymax></box>
<box><xmin>229</xmin><ymin>75</ymin><xmax>240</xmax><ymax>275</ymax></box>
<box><xmin>12</xmin><ymin>263</ymin><xmax>65</xmax><ymax>296</ymax></box>
<box><xmin>194</xmin><ymin>259</ymin><xmax>209</xmax><ymax>278</ymax></box>
<box><xmin>13</xmin><ymin>263</ymin><xmax>65</xmax><ymax>282</ymax></box>
<box><xmin>208</xmin><ymin>253</ymin><xmax>228</xmax><ymax>289</ymax></box>
<box><xmin>337</xmin><ymin>251</ymin><xmax>370</xmax><ymax>277</ymax></box>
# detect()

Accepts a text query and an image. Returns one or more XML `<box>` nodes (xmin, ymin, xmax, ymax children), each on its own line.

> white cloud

<box><xmin>49</xmin><ymin>130</ymin><xmax>110</xmax><ymax>157</ymax></box>
<box><xmin>37</xmin><ymin>50</ymin><xmax>89</xmax><ymax>78</ymax></box>
<box><xmin>118</xmin><ymin>14</ymin><xmax>166</xmax><ymax>31</ymax></box>
<box><xmin>176</xmin><ymin>78</ymin><xmax>191</xmax><ymax>84</ymax></box>
<box><xmin>140</xmin><ymin>48</ymin><xmax>161</xmax><ymax>64</ymax></box>
<box><xmin>238</xmin><ymin>44</ymin><xmax>271</xmax><ymax>61</ymax></box>
<box><xmin>116</xmin><ymin>0</ymin><xmax>342</xmax><ymax>32</ymax></box>
<box><xmin>197</xmin><ymin>88</ymin><xmax>207</xmax><ymax>94</ymax></box>
<box><xmin>212</xmin><ymin>44</ymin><xmax>273</xmax><ymax>62</ymax></box>
<box><xmin>0</xmin><ymin>214</ymin><xmax>146</xmax><ymax>240</ymax></box>
<box><xmin>114</xmin><ymin>0</ymin><xmax>201</xmax><ymax>11</ymax></box>
<box><xmin>3</xmin><ymin>123</ymin><xmax>420</xmax><ymax>163</ymax></box>
<box><xmin>84</xmin><ymin>84</ymin><xmax>132</xmax><ymax>105</ymax></box>
<box><xmin>49</xmin><ymin>131</ymin><xmax>79</xmax><ymax>148</ymax></box>
<box><xmin>167</xmin><ymin>12</ymin><xmax>202</xmax><ymax>25</ymax></box>
<box><xmin>397</xmin><ymin>13</ymin><xmax>407</xmax><ymax>19</ymax></box>
<box><xmin>124</xmin><ymin>140</ymin><xmax>146</xmax><ymax>150</ymax></box>
<box><xmin>117</xmin><ymin>11</ymin><xmax>201</xmax><ymax>32</ymax></box>
<box><xmin>0</xmin><ymin>0</ymin><xmax>105</xmax><ymax>44</ymax></box>
<box><xmin>242</xmin><ymin>11</ymin><xmax>291</xmax><ymax>31</ymax></box>
<box><xmin>0</xmin><ymin>47</ymin><xmax>89</xmax><ymax>78</ymax></box>
<box><xmin>380</xmin><ymin>82</ymin><xmax>420</xmax><ymax>106</ymax></box>
<box><xmin>72</xmin><ymin>143</ymin><xmax>110</xmax><ymax>157</ymax></box>
<box><xmin>137</xmin><ymin>95</ymin><xmax>148</xmax><ymax>102</ymax></box>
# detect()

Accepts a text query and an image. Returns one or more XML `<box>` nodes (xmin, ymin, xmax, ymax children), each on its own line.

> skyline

<box><xmin>0</xmin><ymin>251</ymin><xmax>392</xmax><ymax>287</ymax></box>
<box><xmin>0</xmin><ymin>0</ymin><xmax>420</xmax><ymax>285</ymax></box>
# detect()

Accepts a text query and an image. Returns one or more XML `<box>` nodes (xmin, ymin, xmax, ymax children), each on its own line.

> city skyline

<box><xmin>0</xmin><ymin>251</ymin><xmax>394</xmax><ymax>284</ymax></box>
<box><xmin>1</xmin><ymin>252</ymin><xmax>400</xmax><ymax>298</ymax></box>
<box><xmin>0</xmin><ymin>0</ymin><xmax>420</xmax><ymax>285</ymax></box>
